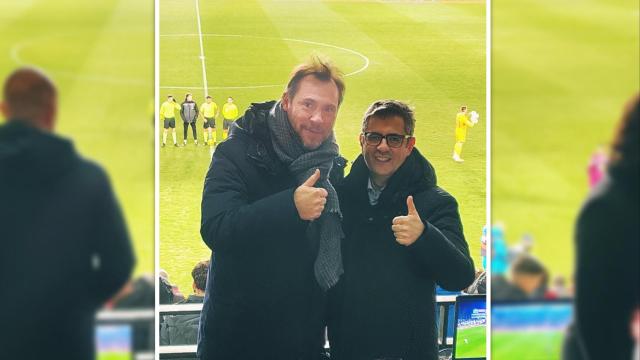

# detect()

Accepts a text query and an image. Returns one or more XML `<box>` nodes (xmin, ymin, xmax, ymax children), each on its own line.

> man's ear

<box><xmin>42</xmin><ymin>102</ymin><xmax>57</xmax><ymax>131</ymax></box>
<box><xmin>359</xmin><ymin>133</ymin><xmax>365</xmax><ymax>147</ymax></box>
<box><xmin>406</xmin><ymin>136</ymin><xmax>416</xmax><ymax>152</ymax></box>
<box><xmin>281</xmin><ymin>92</ymin><xmax>290</xmax><ymax>112</ymax></box>
<box><xmin>0</xmin><ymin>101</ymin><xmax>8</xmax><ymax>118</ymax></box>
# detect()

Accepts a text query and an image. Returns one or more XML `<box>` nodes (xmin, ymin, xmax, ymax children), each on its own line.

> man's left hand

<box><xmin>391</xmin><ymin>196</ymin><xmax>425</xmax><ymax>246</ymax></box>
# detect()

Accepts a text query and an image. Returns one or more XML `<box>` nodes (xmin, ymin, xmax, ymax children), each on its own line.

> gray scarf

<box><xmin>268</xmin><ymin>101</ymin><xmax>343</xmax><ymax>291</ymax></box>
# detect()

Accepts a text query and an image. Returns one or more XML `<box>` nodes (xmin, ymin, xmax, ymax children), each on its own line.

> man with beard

<box><xmin>198</xmin><ymin>56</ymin><xmax>346</xmax><ymax>359</ymax></box>
<box><xmin>329</xmin><ymin>100</ymin><xmax>476</xmax><ymax>360</ymax></box>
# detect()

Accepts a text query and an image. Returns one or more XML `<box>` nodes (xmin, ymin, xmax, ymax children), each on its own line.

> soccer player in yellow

<box><xmin>222</xmin><ymin>96</ymin><xmax>239</xmax><ymax>140</ymax></box>
<box><xmin>200</xmin><ymin>95</ymin><xmax>219</xmax><ymax>146</ymax></box>
<box><xmin>453</xmin><ymin>105</ymin><xmax>476</xmax><ymax>162</ymax></box>
<box><xmin>160</xmin><ymin>95</ymin><xmax>181</xmax><ymax>147</ymax></box>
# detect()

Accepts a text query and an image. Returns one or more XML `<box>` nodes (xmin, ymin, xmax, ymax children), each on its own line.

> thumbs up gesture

<box><xmin>392</xmin><ymin>196</ymin><xmax>425</xmax><ymax>246</ymax></box>
<box><xmin>294</xmin><ymin>169</ymin><xmax>328</xmax><ymax>221</ymax></box>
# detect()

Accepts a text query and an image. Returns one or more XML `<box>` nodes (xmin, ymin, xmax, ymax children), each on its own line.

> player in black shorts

<box><xmin>161</xmin><ymin>95</ymin><xmax>180</xmax><ymax>147</ymax></box>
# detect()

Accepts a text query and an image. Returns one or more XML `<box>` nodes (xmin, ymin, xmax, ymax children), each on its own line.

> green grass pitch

<box><xmin>492</xmin><ymin>330</ymin><xmax>564</xmax><ymax>360</ymax></box>
<box><xmin>0</xmin><ymin>1</ymin><xmax>154</xmax><ymax>276</ymax></box>
<box><xmin>455</xmin><ymin>325</ymin><xmax>487</xmax><ymax>358</ymax></box>
<box><xmin>492</xmin><ymin>0</ymin><xmax>639</xmax><ymax>280</ymax></box>
<box><xmin>160</xmin><ymin>0</ymin><xmax>486</xmax><ymax>293</ymax></box>
<box><xmin>97</xmin><ymin>352</ymin><xmax>131</xmax><ymax>360</ymax></box>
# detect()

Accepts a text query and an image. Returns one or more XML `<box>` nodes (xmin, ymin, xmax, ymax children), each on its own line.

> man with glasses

<box><xmin>328</xmin><ymin>100</ymin><xmax>476</xmax><ymax>360</ymax></box>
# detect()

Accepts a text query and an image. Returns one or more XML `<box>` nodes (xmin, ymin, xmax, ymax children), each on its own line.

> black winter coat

<box><xmin>563</xmin><ymin>175</ymin><xmax>639</xmax><ymax>360</ymax></box>
<box><xmin>199</xmin><ymin>101</ymin><xmax>345</xmax><ymax>360</ymax></box>
<box><xmin>0</xmin><ymin>121</ymin><xmax>134</xmax><ymax>360</ymax></box>
<box><xmin>328</xmin><ymin>149</ymin><xmax>475</xmax><ymax>360</ymax></box>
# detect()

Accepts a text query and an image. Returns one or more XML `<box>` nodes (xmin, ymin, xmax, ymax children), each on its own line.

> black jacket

<box><xmin>328</xmin><ymin>149</ymin><xmax>475</xmax><ymax>360</ymax></box>
<box><xmin>181</xmin><ymin>101</ymin><xmax>198</xmax><ymax>123</ymax></box>
<box><xmin>563</xmin><ymin>173</ymin><xmax>639</xmax><ymax>360</ymax></box>
<box><xmin>198</xmin><ymin>101</ymin><xmax>345</xmax><ymax>360</ymax></box>
<box><xmin>0</xmin><ymin>121</ymin><xmax>134</xmax><ymax>359</ymax></box>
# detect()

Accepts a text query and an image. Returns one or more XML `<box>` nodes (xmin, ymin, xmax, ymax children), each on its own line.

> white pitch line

<box><xmin>9</xmin><ymin>37</ymin><xmax>147</xmax><ymax>87</ymax></box>
<box><xmin>194</xmin><ymin>0</ymin><xmax>208</xmax><ymax>98</ymax></box>
<box><xmin>159</xmin><ymin>33</ymin><xmax>371</xmax><ymax>90</ymax></box>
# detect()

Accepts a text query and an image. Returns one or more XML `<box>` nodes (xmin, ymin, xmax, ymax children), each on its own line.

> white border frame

<box><xmin>486</xmin><ymin>0</ymin><xmax>493</xmax><ymax>358</ymax></box>
<box><xmin>154</xmin><ymin>0</ymin><xmax>161</xmax><ymax>354</ymax></box>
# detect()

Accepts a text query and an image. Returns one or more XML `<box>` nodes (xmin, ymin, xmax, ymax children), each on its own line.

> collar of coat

<box><xmin>230</xmin><ymin>100</ymin><xmax>285</xmax><ymax>175</ymax></box>
<box><xmin>343</xmin><ymin>147</ymin><xmax>437</xmax><ymax>206</ymax></box>
<box><xmin>0</xmin><ymin>120</ymin><xmax>79</xmax><ymax>184</ymax></box>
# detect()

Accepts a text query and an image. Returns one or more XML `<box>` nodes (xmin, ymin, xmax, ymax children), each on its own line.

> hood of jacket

<box><xmin>343</xmin><ymin>147</ymin><xmax>437</xmax><ymax>206</ymax></box>
<box><xmin>230</xmin><ymin>100</ymin><xmax>276</xmax><ymax>142</ymax></box>
<box><xmin>0</xmin><ymin>120</ymin><xmax>79</xmax><ymax>185</ymax></box>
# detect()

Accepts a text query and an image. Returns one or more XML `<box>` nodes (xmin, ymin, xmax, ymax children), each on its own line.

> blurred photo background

<box><xmin>0</xmin><ymin>1</ymin><xmax>155</xmax><ymax>358</ymax></box>
<box><xmin>0</xmin><ymin>0</ymin><xmax>154</xmax><ymax>274</ymax></box>
<box><xmin>491</xmin><ymin>0</ymin><xmax>638</xmax><ymax>358</ymax></box>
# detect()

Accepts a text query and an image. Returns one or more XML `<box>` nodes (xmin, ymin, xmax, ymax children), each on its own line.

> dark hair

<box><xmin>191</xmin><ymin>260</ymin><xmax>210</xmax><ymax>292</ymax></box>
<box><xmin>184</xmin><ymin>93</ymin><xmax>192</xmax><ymax>102</ymax></box>
<box><xmin>511</xmin><ymin>255</ymin><xmax>546</xmax><ymax>275</ymax></box>
<box><xmin>206</xmin><ymin>95</ymin><xmax>212</xmax><ymax>99</ymax></box>
<box><xmin>608</xmin><ymin>95</ymin><xmax>639</xmax><ymax>183</ymax></box>
<box><xmin>362</xmin><ymin>100</ymin><xmax>416</xmax><ymax>135</ymax></box>
<box><xmin>285</xmin><ymin>55</ymin><xmax>345</xmax><ymax>105</ymax></box>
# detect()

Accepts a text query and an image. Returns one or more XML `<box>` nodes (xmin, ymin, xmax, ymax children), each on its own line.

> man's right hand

<box><xmin>294</xmin><ymin>169</ymin><xmax>328</xmax><ymax>221</ymax></box>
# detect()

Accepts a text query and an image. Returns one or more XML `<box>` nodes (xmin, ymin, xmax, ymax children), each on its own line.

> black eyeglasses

<box><xmin>363</xmin><ymin>132</ymin><xmax>411</xmax><ymax>148</ymax></box>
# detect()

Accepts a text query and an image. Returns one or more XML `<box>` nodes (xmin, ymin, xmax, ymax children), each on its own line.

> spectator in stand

<box><xmin>491</xmin><ymin>223</ymin><xmax>509</xmax><ymax>276</ymax></box>
<box><xmin>159</xmin><ymin>271</ymin><xmax>185</xmax><ymax>304</ymax></box>
<box><xmin>111</xmin><ymin>275</ymin><xmax>155</xmax><ymax>309</ymax></box>
<box><xmin>546</xmin><ymin>275</ymin><xmax>571</xmax><ymax>299</ymax></box>
<box><xmin>564</xmin><ymin>95</ymin><xmax>639</xmax><ymax>360</ymax></box>
<box><xmin>587</xmin><ymin>144</ymin><xmax>608</xmax><ymax>189</ymax></box>
<box><xmin>108</xmin><ymin>275</ymin><xmax>155</xmax><ymax>352</ymax></box>
<box><xmin>181</xmin><ymin>259</ymin><xmax>209</xmax><ymax>304</ymax></box>
<box><xmin>492</xmin><ymin>255</ymin><xmax>547</xmax><ymax>301</ymax></box>
<box><xmin>508</xmin><ymin>233</ymin><xmax>534</xmax><ymax>262</ymax></box>
<box><xmin>466</xmin><ymin>270</ymin><xmax>487</xmax><ymax>295</ymax></box>
<box><xmin>0</xmin><ymin>67</ymin><xmax>134</xmax><ymax>359</ymax></box>
<box><xmin>160</xmin><ymin>260</ymin><xmax>210</xmax><ymax>346</ymax></box>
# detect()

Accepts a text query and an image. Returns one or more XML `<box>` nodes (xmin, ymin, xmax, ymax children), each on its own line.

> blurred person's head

<box><xmin>1</xmin><ymin>67</ymin><xmax>57</xmax><ymax>131</ymax></box>
<box><xmin>460</xmin><ymin>105</ymin><xmax>467</xmax><ymax>113</ymax></box>
<box><xmin>185</xmin><ymin>93</ymin><xmax>192</xmax><ymax>102</ymax></box>
<box><xmin>608</xmin><ymin>95</ymin><xmax>639</xmax><ymax>184</ymax></box>
<box><xmin>227</xmin><ymin>96</ymin><xmax>233</xmax><ymax>103</ymax></box>
<box><xmin>206</xmin><ymin>95</ymin><xmax>212</xmax><ymax>104</ymax></box>
<box><xmin>159</xmin><ymin>269</ymin><xmax>169</xmax><ymax>280</ymax></box>
<box><xmin>111</xmin><ymin>275</ymin><xmax>155</xmax><ymax>309</ymax></box>
<box><xmin>521</xmin><ymin>233</ymin><xmax>534</xmax><ymax>252</ymax></box>
<box><xmin>359</xmin><ymin>100</ymin><xmax>416</xmax><ymax>188</ymax></box>
<box><xmin>159</xmin><ymin>276</ymin><xmax>174</xmax><ymax>304</ymax></box>
<box><xmin>511</xmin><ymin>255</ymin><xmax>547</xmax><ymax>296</ymax></box>
<box><xmin>281</xmin><ymin>55</ymin><xmax>344</xmax><ymax>150</ymax></box>
<box><xmin>191</xmin><ymin>259</ymin><xmax>209</xmax><ymax>295</ymax></box>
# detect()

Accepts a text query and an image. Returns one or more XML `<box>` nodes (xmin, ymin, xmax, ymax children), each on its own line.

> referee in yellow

<box><xmin>452</xmin><ymin>105</ymin><xmax>477</xmax><ymax>162</ymax></box>
<box><xmin>200</xmin><ymin>95</ymin><xmax>219</xmax><ymax>146</ymax></box>
<box><xmin>160</xmin><ymin>95</ymin><xmax>181</xmax><ymax>147</ymax></box>
<box><xmin>221</xmin><ymin>96</ymin><xmax>239</xmax><ymax>140</ymax></box>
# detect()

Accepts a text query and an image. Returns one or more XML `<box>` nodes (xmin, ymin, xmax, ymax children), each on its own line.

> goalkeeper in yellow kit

<box><xmin>222</xmin><ymin>96</ymin><xmax>239</xmax><ymax>140</ymax></box>
<box><xmin>452</xmin><ymin>105</ymin><xmax>478</xmax><ymax>162</ymax></box>
<box><xmin>200</xmin><ymin>95</ymin><xmax>219</xmax><ymax>146</ymax></box>
<box><xmin>160</xmin><ymin>95</ymin><xmax>181</xmax><ymax>147</ymax></box>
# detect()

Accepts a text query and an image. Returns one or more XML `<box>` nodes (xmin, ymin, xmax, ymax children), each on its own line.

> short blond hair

<box><xmin>285</xmin><ymin>55</ymin><xmax>345</xmax><ymax>105</ymax></box>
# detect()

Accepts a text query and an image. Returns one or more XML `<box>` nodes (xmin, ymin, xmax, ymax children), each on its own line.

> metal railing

<box><xmin>158</xmin><ymin>295</ymin><xmax>461</xmax><ymax>359</ymax></box>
